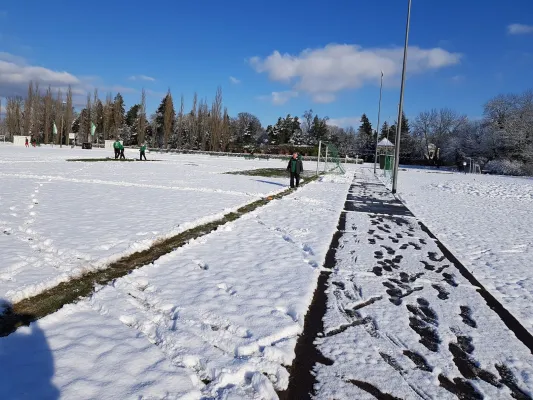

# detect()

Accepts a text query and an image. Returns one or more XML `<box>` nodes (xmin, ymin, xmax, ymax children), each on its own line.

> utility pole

<box><xmin>391</xmin><ymin>0</ymin><xmax>412</xmax><ymax>194</ymax></box>
<box><xmin>373</xmin><ymin>71</ymin><xmax>384</xmax><ymax>174</ymax></box>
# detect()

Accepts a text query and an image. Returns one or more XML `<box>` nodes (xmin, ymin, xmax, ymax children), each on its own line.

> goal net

<box><xmin>316</xmin><ymin>141</ymin><xmax>345</xmax><ymax>175</ymax></box>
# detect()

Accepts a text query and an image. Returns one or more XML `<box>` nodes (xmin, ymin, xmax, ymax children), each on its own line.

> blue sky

<box><xmin>0</xmin><ymin>0</ymin><xmax>532</xmax><ymax>129</ymax></box>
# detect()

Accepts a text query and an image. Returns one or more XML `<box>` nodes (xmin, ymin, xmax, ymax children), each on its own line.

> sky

<box><xmin>0</xmin><ymin>0</ymin><xmax>532</xmax><ymax>129</ymax></box>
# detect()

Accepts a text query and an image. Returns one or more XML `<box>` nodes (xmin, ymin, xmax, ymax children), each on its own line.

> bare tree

<box><xmin>176</xmin><ymin>94</ymin><xmax>185</xmax><ymax>147</ymax></box>
<box><xmin>197</xmin><ymin>99</ymin><xmax>209</xmax><ymax>150</ymax></box>
<box><xmin>412</xmin><ymin>108</ymin><xmax>467</xmax><ymax>160</ymax></box>
<box><xmin>23</xmin><ymin>81</ymin><xmax>34</xmax><ymax>136</ymax></box>
<box><xmin>43</xmin><ymin>86</ymin><xmax>53</xmax><ymax>144</ymax></box>
<box><xmin>65</xmin><ymin>86</ymin><xmax>74</xmax><ymax>144</ymax></box>
<box><xmin>189</xmin><ymin>92</ymin><xmax>198</xmax><ymax>148</ymax></box>
<box><xmin>54</xmin><ymin>89</ymin><xmax>63</xmax><ymax>145</ymax></box>
<box><xmin>210</xmin><ymin>87</ymin><xmax>223</xmax><ymax>151</ymax></box>
<box><xmin>103</xmin><ymin>93</ymin><xmax>113</xmax><ymax>140</ymax></box>
<box><xmin>221</xmin><ymin>107</ymin><xmax>231</xmax><ymax>151</ymax></box>
<box><xmin>6</xmin><ymin>97</ymin><xmax>23</xmax><ymax>138</ymax></box>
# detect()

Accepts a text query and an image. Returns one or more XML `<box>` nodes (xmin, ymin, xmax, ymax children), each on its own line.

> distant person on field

<box><xmin>119</xmin><ymin>141</ymin><xmax>125</xmax><ymax>160</ymax></box>
<box><xmin>25</xmin><ymin>137</ymin><xmax>29</xmax><ymax>148</ymax></box>
<box><xmin>139</xmin><ymin>143</ymin><xmax>147</xmax><ymax>161</ymax></box>
<box><xmin>113</xmin><ymin>139</ymin><xmax>121</xmax><ymax>159</ymax></box>
<box><xmin>287</xmin><ymin>152</ymin><xmax>303</xmax><ymax>189</ymax></box>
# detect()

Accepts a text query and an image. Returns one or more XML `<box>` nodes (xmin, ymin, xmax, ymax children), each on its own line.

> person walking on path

<box><xmin>119</xmin><ymin>141</ymin><xmax>125</xmax><ymax>160</ymax></box>
<box><xmin>113</xmin><ymin>139</ymin><xmax>121</xmax><ymax>159</ymax></box>
<box><xmin>287</xmin><ymin>152</ymin><xmax>303</xmax><ymax>189</ymax></box>
<box><xmin>139</xmin><ymin>143</ymin><xmax>147</xmax><ymax>161</ymax></box>
<box><xmin>25</xmin><ymin>137</ymin><xmax>29</xmax><ymax>148</ymax></box>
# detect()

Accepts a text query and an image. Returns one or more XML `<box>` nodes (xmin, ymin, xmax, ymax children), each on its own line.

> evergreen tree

<box><xmin>125</xmin><ymin>104</ymin><xmax>140</xmax><ymax>127</ymax></box>
<box><xmin>309</xmin><ymin>114</ymin><xmax>328</xmax><ymax>144</ymax></box>
<box><xmin>112</xmin><ymin>93</ymin><xmax>125</xmax><ymax>138</ymax></box>
<box><xmin>399</xmin><ymin>111</ymin><xmax>413</xmax><ymax>158</ymax></box>
<box><xmin>357</xmin><ymin>113</ymin><xmax>374</xmax><ymax>155</ymax></box>
<box><xmin>288</xmin><ymin>116</ymin><xmax>303</xmax><ymax>145</ymax></box>
<box><xmin>154</xmin><ymin>93</ymin><xmax>175</xmax><ymax>148</ymax></box>
<box><xmin>388</xmin><ymin>124</ymin><xmax>397</xmax><ymax>143</ymax></box>
<box><xmin>379</xmin><ymin>122</ymin><xmax>390</xmax><ymax>140</ymax></box>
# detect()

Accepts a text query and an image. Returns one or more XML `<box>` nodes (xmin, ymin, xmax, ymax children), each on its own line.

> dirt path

<box><xmin>281</xmin><ymin>170</ymin><xmax>533</xmax><ymax>400</ymax></box>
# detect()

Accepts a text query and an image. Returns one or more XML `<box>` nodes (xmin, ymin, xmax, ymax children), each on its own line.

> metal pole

<box><xmin>391</xmin><ymin>0</ymin><xmax>412</xmax><ymax>194</ymax></box>
<box><xmin>316</xmin><ymin>140</ymin><xmax>322</xmax><ymax>175</ymax></box>
<box><xmin>374</xmin><ymin>71</ymin><xmax>384</xmax><ymax>174</ymax></box>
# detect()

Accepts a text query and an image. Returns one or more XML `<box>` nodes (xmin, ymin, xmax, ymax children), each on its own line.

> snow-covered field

<box><xmin>0</xmin><ymin>144</ymin><xmax>353</xmax><ymax>398</ymax></box>
<box><xmin>0</xmin><ymin>146</ymin><xmax>299</xmax><ymax>304</ymax></box>
<box><xmin>395</xmin><ymin>168</ymin><xmax>533</xmax><ymax>335</ymax></box>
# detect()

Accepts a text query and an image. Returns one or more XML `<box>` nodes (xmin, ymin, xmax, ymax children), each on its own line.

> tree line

<box><xmin>0</xmin><ymin>82</ymin><xmax>531</xmax><ymax>174</ymax></box>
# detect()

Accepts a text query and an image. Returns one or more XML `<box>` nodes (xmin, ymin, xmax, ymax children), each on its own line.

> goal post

<box><xmin>316</xmin><ymin>141</ymin><xmax>345</xmax><ymax>175</ymax></box>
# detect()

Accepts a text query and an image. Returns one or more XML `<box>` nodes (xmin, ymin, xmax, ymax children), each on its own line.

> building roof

<box><xmin>377</xmin><ymin>138</ymin><xmax>395</xmax><ymax>147</ymax></box>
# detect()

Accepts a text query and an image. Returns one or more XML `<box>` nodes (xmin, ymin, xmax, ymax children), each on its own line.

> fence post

<box><xmin>316</xmin><ymin>141</ymin><xmax>322</xmax><ymax>176</ymax></box>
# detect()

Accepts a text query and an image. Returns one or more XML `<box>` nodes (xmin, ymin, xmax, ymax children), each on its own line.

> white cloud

<box><xmin>328</xmin><ymin>116</ymin><xmax>361</xmax><ymax>128</ymax></box>
<box><xmin>451</xmin><ymin>75</ymin><xmax>465</xmax><ymax>83</ymax></box>
<box><xmin>128</xmin><ymin>75</ymin><xmax>156</xmax><ymax>82</ymax></box>
<box><xmin>0</xmin><ymin>54</ymin><xmax>80</xmax><ymax>98</ymax></box>
<box><xmin>250</xmin><ymin>43</ymin><xmax>461</xmax><ymax>103</ymax></box>
<box><xmin>229</xmin><ymin>76</ymin><xmax>241</xmax><ymax>84</ymax></box>
<box><xmin>0</xmin><ymin>52</ymin><xmax>136</xmax><ymax>107</ymax></box>
<box><xmin>507</xmin><ymin>24</ymin><xmax>533</xmax><ymax>35</ymax></box>
<box><xmin>259</xmin><ymin>90</ymin><xmax>298</xmax><ymax>105</ymax></box>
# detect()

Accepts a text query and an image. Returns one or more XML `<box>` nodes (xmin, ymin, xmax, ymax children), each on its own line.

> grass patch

<box><xmin>67</xmin><ymin>158</ymin><xmax>162</xmax><ymax>162</ymax></box>
<box><xmin>0</xmin><ymin>175</ymin><xmax>319</xmax><ymax>337</ymax></box>
<box><xmin>67</xmin><ymin>158</ymin><xmax>135</xmax><ymax>162</ymax></box>
<box><xmin>227</xmin><ymin>168</ymin><xmax>314</xmax><ymax>178</ymax></box>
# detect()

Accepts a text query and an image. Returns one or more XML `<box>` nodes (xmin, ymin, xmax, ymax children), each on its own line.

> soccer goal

<box><xmin>316</xmin><ymin>141</ymin><xmax>346</xmax><ymax>175</ymax></box>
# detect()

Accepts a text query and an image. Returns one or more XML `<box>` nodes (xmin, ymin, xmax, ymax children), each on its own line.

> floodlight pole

<box><xmin>391</xmin><ymin>0</ymin><xmax>412</xmax><ymax>194</ymax></box>
<box><xmin>373</xmin><ymin>71</ymin><xmax>384</xmax><ymax>174</ymax></box>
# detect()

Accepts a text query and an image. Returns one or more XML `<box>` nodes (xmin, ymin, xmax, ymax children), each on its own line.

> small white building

<box><xmin>13</xmin><ymin>136</ymin><xmax>30</xmax><ymax>146</ymax></box>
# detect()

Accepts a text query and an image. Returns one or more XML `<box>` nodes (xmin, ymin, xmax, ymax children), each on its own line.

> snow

<box><xmin>0</xmin><ymin>146</ymin><xmax>295</xmax><ymax>303</ymax></box>
<box><xmin>0</xmin><ymin>144</ymin><xmax>353</xmax><ymax>398</ymax></box>
<box><xmin>396</xmin><ymin>167</ymin><xmax>533</xmax><ymax>335</ymax></box>
<box><xmin>314</xmin><ymin>167</ymin><xmax>533</xmax><ymax>399</ymax></box>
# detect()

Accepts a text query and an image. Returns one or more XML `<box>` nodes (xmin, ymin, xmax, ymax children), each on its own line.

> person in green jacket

<box><xmin>286</xmin><ymin>152</ymin><xmax>304</xmax><ymax>188</ymax></box>
<box><xmin>118</xmin><ymin>141</ymin><xmax>125</xmax><ymax>159</ymax></box>
<box><xmin>113</xmin><ymin>139</ymin><xmax>121</xmax><ymax>159</ymax></box>
<box><xmin>139</xmin><ymin>143</ymin><xmax>147</xmax><ymax>161</ymax></box>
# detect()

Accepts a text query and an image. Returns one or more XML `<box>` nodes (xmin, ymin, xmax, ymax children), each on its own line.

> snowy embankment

<box><xmin>395</xmin><ymin>168</ymin><xmax>533</xmax><ymax>334</ymax></box>
<box><xmin>0</xmin><ymin>146</ymin><xmax>293</xmax><ymax>304</ymax></box>
<box><xmin>0</xmin><ymin>163</ymin><xmax>352</xmax><ymax>398</ymax></box>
